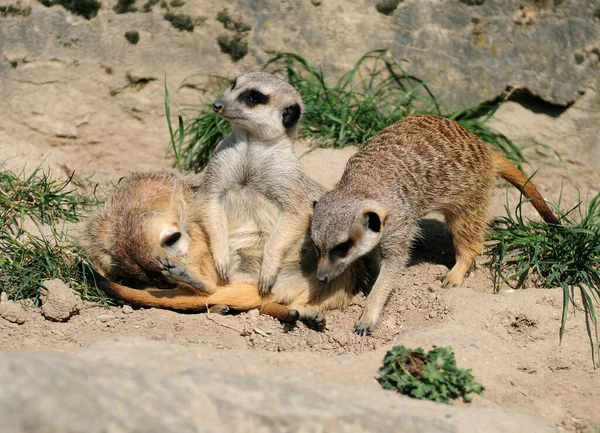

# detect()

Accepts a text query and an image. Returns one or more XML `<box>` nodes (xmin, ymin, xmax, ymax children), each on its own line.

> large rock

<box><xmin>0</xmin><ymin>0</ymin><xmax>597</xmax><ymax>173</ymax></box>
<box><xmin>0</xmin><ymin>338</ymin><xmax>559</xmax><ymax>433</ymax></box>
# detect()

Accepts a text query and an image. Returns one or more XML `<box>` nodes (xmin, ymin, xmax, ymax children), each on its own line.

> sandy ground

<box><xmin>1</xmin><ymin>102</ymin><xmax>599</xmax><ymax>432</ymax></box>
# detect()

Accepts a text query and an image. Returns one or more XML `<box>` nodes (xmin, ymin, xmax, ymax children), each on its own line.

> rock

<box><xmin>247</xmin><ymin>308</ymin><xmax>260</xmax><ymax>319</ymax></box>
<box><xmin>40</xmin><ymin>279</ymin><xmax>82</xmax><ymax>322</ymax></box>
<box><xmin>0</xmin><ymin>338</ymin><xmax>559</xmax><ymax>433</ymax></box>
<box><xmin>97</xmin><ymin>314</ymin><xmax>116</xmax><ymax>323</ymax></box>
<box><xmin>0</xmin><ymin>0</ymin><xmax>597</xmax><ymax>174</ymax></box>
<box><xmin>122</xmin><ymin>305</ymin><xmax>134</xmax><ymax>314</ymax></box>
<box><xmin>0</xmin><ymin>302</ymin><xmax>27</xmax><ymax>325</ymax></box>
<box><xmin>0</xmin><ymin>292</ymin><xmax>8</xmax><ymax>304</ymax></box>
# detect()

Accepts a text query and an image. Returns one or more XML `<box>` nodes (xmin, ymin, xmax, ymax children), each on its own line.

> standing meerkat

<box><xmin>203</xmin><ymin>72</ymin><xmax>323</xmax><ymax>296</ymax></box>
<box><xmin>310</xmin><ymin>115</ymin><xmax>559</xmax><ymax>335</ymax></box>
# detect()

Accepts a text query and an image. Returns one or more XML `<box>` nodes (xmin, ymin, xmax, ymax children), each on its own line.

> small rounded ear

<box><xmin>282</xmin><ymin>103</ymin><xmax>301</xmax><ymax>129</ymax></box>
<box><xmin>363</xmin><ymin>212</ymin><xmax>382</xmax><ymax>233</ymax></box>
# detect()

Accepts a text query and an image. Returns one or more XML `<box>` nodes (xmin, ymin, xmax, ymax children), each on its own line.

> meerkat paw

<box><xmin>208</xmin><ymin>304</ymin><xmax>230</xmax><ymax>315</ymax></box>
<box><xmin>258</xmin><ymin>273</ymin><xmax>277</xmax><ymax>297</ymax></box>
<box><xmin>157</xmin><ymin>257</ymin><xmax>213</xmax><ymax>293</ymax></box>
<box><xmin>354</xmin><ymin>309</ymin><xmax>379</xmax><ymax>336</ymax></box>
<box><xmin>299</xmin><ymin>310</ymin><xmax>326</xmax><ymax>331</ymax></box>
<box><xmin>441</xmin><ymin>272</ymin><xmax>463</xmax><ymax>288</ymax></box>
<box><xmin>214</xmin><ymin>257</ymin><xmax>231</xmax><ymax>286</ymax></box>
<box><xmin>353</xmin><ymin>320</ymin><xmax>375</xmax><ymax>336</ymax></box>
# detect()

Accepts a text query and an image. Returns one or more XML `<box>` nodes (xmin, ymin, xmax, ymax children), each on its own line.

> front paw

<box><xmin>353</xmin><ymin>320</ymin><xmax>374</xmax><ymax>336</ymax></box>
<box><xmin>157</xmin><ymin>257</ymin><xmax>210</xmax><ymax>293</ymax></box>
<box><xmin>158</xmin><ymin>257</ymin><xmax>186</xmax><ymax>279</ymax></box>
<box><xmin>258</xmin><ymin>272</ymin><xmax>276</xmax><ymax>297</ymax></box>
<box><xmin>214</xmin><ymin>258</ymin><xmax>230</xmax><ymax>286</ymax></box>
<box><xmin>301</xmin><ymin>310</ymin><xmax>326</xmax><ymax>331</ymax></box>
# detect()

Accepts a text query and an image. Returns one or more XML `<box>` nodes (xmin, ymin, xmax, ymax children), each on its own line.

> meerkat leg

<box><xmin>157</xmin><ymin>257</ymin><xmax>217</xmax><ymax>294</ymax></box>
<box><xmin>354</xmin><ymin>255</ymin><xmax>408</xmax><ymax>336</ymax></box>
<box><xmin>354</xmin><ymin>226</ymin><xmax>414</xmax><ymax>336</ymax></box>
<box><xmin>442</xmin><ymin>205</ymin><xmax>489</xmax><ymax>287</ymax></box>
<box><xmin>258</xmin><ymin>213</ymin><xmax>307</xmax><ymax>296</ymax></box>
<box><xmin>203</xmin><ymin>199</ymin><xmax>231</xmax><ymax>285</ymax></box>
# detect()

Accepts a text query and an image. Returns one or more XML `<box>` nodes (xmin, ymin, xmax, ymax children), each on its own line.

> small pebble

<box><xmin>247</xmin><ymin>308</ymin><xmax>260</xmax><ymax>319</ymax></box>
<box><xmin>98</xmin><ymin>314</ymin><xmax>116</xmax><ymax>323</ymax></box>
<box><xmin>122</xmin><ymin>305</ymin><xmax>134</xmax><ymax>314</ymax></box>
<box><xmin>0</xmin><ymin>292</ymin><xmax>8</xmax><ymax>303</ymax></box>
<box><xmin>0</xmin><ymin>302</ymin><xmax>27</xmax><ymax>325</ymax></box>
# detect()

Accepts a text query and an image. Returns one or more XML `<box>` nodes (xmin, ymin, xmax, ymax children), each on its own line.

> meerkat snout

<box><xmin>212</xmin><ymin>100</ymin><xmax>223</xmax><ymax>113</ymax></box>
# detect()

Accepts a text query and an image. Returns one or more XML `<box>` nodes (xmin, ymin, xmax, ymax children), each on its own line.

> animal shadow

<box><xmin>407</xmin><ymin>218</ymin><xmax>456</xmax><ymax>269</ymax></box>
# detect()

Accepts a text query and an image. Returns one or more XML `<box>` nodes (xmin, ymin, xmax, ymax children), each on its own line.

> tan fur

<box><xmin>79</xmin><ymin>172</ymin><xmax>297</xmax><ymax>322</ymax></box>
<box><xmin>81</xmin><ymin>169</ymin><xmax>366</xmax><ymax>329</ymax></box>
<box><xmin>311</xmin><ymin>115</ymin><xmax>559</xmax><ymax>335</ymax></box>
<box><xmin>194</xmin><ymin>71</ymin><xmax>367</xmax><ymax>327</ymax></box>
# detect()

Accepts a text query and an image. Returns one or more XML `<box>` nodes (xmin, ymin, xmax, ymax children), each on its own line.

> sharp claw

<box><xmin>353</xmin><ymin>323</ymin><xmax>372</xmax><ymax>336</ymax></box>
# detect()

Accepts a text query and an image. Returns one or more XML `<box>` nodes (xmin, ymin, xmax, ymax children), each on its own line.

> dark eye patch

<box><xmin>238</xmin><ymin>89</ymin><xmax>269</xmax><ymax>107</ymax></box>
<box><xmin>162</xmin><ymin>232</ymin><xmax>181</xmax><ymax>248</ymax></box>
<box><xmin>330</xmin><ymin>240</ymin><xmax>353</xmax><ymax>260</ymax></box>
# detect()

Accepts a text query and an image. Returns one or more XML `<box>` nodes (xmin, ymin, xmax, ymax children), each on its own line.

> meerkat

<box><xmin>310</xmin><ymin>114</ymin><xmax>559</xmax><ymax>336</ymax></box>
<box><xmin>81</xmin><ymin>170</ymin><xmax>366</xmax><ymax>329</ymax></box>
<box><xmin>89</xmin><ymin>71</ymin><xmax>369</xmax><ymax>328</ymax></box>
<box><xmin>202</xmin><ymin>71</ymin><xmax>323</xmax><ymax>297</ymax></box>
<box><xmin>79</xmin><ymin>171</ymin><xmax>298</xmax><ymax>321</ymax></box>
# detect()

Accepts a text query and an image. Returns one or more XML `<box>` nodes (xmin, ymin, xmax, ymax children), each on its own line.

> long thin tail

<box><xmin>492</xmin><ymin>153</ymin><xmax>560</xmax><ymax>224</ymax></box>
<box><xmin>88</xmin><ymin>270</ymin><xmax>297</xmax><ymax>321</ymax></box>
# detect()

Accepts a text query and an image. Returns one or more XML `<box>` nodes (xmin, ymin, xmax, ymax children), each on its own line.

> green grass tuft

<box><xmin>0</xmin><ymin>165</ymin><xmax>109</xmax><ymax>304</ymax></box>
<box><xmin>167</xmin><ymin>49</ymin><xmax>525</xmax><ymax>172</ymax></box>
<box><xmin>378</xmin><ymin>345</ymin><xmax>484</xmax><ymax>404</ymax></box>
<box><xmin>486</xmin><ymin>190</ymin><xmax>600</xmax><ymax>364</ymax></box>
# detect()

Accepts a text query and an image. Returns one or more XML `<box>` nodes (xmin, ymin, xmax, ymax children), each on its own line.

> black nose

<box><xmin>316</xmin><ymin>272</ymin><xmax>329</xmax><ymax>283</ymax></box>
<box><xmin>212</xmin><ymin>101</ymin><xmax>223</xmax><ymax>112</ymax></box>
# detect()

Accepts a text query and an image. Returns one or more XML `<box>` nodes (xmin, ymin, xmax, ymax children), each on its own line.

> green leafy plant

<box><xmin>0</xmin><ymin>165</ymin><xmax>109</xmax><ymax>304</ymax></box>
<box><xmin>378</xmin><ymin>345</ymin><xmax>484</xmax><ymax>404</ymax></box>
<box><xmin>486</xmin><ymin>190</ymin><xmax>600</xmax><ymax>364</ymax></box>
<box><xmin>167</xmin><ymin>49</ymin><xmax>524</xmax><ymax>172</ymax></box>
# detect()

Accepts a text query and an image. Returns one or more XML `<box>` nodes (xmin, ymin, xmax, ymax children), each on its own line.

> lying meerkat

<box><xmin>310</xmin><ymin>114</ymin><xmax>559</xmax><ymax>335</ymax></box>
<box><xmin>204</xmin><ymin>72</ymin><xmax>321</xmax><ymax>297</ymax></box>
<box><xmin>79</xmin><ymin>171</ymin><xmax>297</xmax><ymax>321</ymax></box>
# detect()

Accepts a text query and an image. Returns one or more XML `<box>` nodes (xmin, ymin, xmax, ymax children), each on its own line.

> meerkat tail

<box><xmin>89</xmin><ymin>269</ymin><xmax>297</xmax><ymax>318</ymax></box>
<box><xmin>492</xmin><ymin>153</ymin><xmax>560</xmax><ymax>224</ymax></box>
<box><xmin>89</xmin><ymin>270</ymin><xmax>210</xmax><ymax>310</ymax></box>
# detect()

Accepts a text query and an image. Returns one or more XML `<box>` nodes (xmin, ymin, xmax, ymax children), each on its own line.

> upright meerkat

<box><xmin>310</xmin><ymin>115</ymin><xmax>559</xmax><ymax>335</ymax></box>
<box><xmin>80</xmin><ymin>171</ymin><xmax>297</xmax><ymax>320</ymax></box>
<box><xmin>203</xmin><ymin>72</ymin><xmax>323</xmax><ymax>296</ymax></box>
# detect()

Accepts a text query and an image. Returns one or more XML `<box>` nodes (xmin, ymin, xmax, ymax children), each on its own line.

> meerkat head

<box><xmin>84</xmin><ymin>172</ymin><xmax>193</xmax><ymax>286</ymax></box>
<box><xmin>212</xmin><ymin>71</ymin><xmax>304</xmax><ymax>141</ymax></box>
<box><xmin>311</xmin><ymin>194</ymin><xmax>387</xmax><ymax>283</ymax></box>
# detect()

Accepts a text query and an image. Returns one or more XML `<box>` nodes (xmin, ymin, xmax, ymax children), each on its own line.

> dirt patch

<box><xmin>1</xmin><ymin>87</ymin><xmax>599</xmax><ymax>432</ymax></box>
